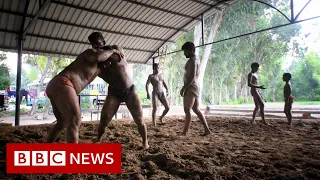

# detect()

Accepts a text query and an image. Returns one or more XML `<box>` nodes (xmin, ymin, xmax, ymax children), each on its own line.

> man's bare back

<box><xmin>59</xmin><ymin>49</ymin><xmax>108</xmax><ymax>93</ymax></box>
<box><xmin>46</xmin><ymin>32</ymin><xmax>120</xmax><ymax>143</ymax></box>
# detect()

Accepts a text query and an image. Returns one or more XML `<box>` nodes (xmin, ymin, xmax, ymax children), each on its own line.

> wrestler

<box><xmin>45</xmin><ymin>32</ymin><xmax>123</xmax><ymax>143</ymax></box>
<box><xmin>93</xmin><ymin>45</ymin><xmax>149</xmax><ymax>149</ymax></box>
<box><xmin>179</xmin><ymin>42</ymin><xmax>211</xmax><ymax>136</ymax></box>
<box><xmin>282</xmin><ymin>73</ymin><xmax>294</xmax><ymax>125</ymax></box>
<box><xmin>146</xmin><ymin>63</ymin><xmax>170</xmax><ymax>126</ymax></box>
<box><xmin>248</xmin><ymin>62</ymin><xmax>269</xmax><ymax>125</ymax></box>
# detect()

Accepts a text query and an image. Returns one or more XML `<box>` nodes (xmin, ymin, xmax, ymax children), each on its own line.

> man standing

<box><xmin>146</xmin><ymin>63</ymin><xmax>170</xmax><ymax>126</ymax></box>
<box><xmin>93</xmin><ymin>45</ymin><xmax>149</xmax><ymax>149</ymax></box>
<box><xmin>180</xmin><ymin>42</ymin><xmax>211</xmax><ymax>136</ymax></box>
<box><xmin>46</xmin><ymin>32</ymin><xmax>123</xmax><ymax>143</ymax></box>
<box><xmin>282</xmin><ymin>73</ymin><xmax>294</xmax><ymax>126</ymax></box>
<box><xmin>247</xmin><ymin>62</ymin><xmax>269</xmax><ymax>125</ymax></box>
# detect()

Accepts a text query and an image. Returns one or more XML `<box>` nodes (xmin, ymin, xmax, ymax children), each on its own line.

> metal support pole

<box><xmin>14</xmin><ymin>0</ymin><xmax>30</xmax><ymax>126</ymax></box>
<box><xmin>201</xmin><ymin>14</ymin><xmax>205</xmax><ymax>45</ymax></box>
<box><xmin>14</xmin><ymin>36</ymin><xmax>23</xmax><ymax>126</ymax></box>
<box><xmin>290</xmin><ymin>0</ymin><xmax>294</xmax><ymax>22</ymax></box>
<box><xmin>294</xmin><ymin>0</ymin><xmax>313</xmax><ymax>21</ymax></box>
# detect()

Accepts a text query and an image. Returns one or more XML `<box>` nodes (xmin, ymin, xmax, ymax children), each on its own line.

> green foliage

<box><xmin>0</xmin><ymin>54</ymin><xmax>10</xmax><ymax>90</ymax></box>
<box><xmin>290</xmin><ymin>51</ymin><xmax>320</xmax><ymax>101</ymax></box>
<box><xmin>0</xmin><ymin>65</ymin><xmax>10</xmax><ymax>90</ymax></box>
<box><xmin>132</xmin><ymin>64</ymin><xmax>152</xmax><ymax>105</ymax></box>
<box><xmin>28</xmin><ymin>67</ymin><xmax>39</xmax><ymax>81</ymax></box>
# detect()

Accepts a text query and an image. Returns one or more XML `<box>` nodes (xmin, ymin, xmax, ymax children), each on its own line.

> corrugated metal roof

<box><xmin>0</xmin><ymin>0</ymin><xmax>238</xmax><ymax>64</ymax></box>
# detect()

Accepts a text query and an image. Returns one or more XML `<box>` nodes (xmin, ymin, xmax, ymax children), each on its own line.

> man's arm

<box><xmin>84</xmin><ymin>48</ymin><xmax>114</xmax><ymax>63</ymax></box>
<box><xmin>104</xmin><ymin>45</ymin><xmax>125</xmax><ymax>63</ymax></box>
<box><xmin>146</xmin><ymin>75</ymin><xmax>151</xmax><ymax>99</ymax></box>
<box><xmin>163</xmin><ymin>80</ymin><xmax>169</xmax><ymax>97</ymax></box>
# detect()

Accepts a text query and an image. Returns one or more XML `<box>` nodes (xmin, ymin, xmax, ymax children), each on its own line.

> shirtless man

<box><xmin>93</xmin><ymin>45</ymin><xmax>149</xmax><ymax>149</ymax></box>
<box><xmin>180</xmin><ymin>42</ymin><xmax>211</xmax><ymax>136</ymax></box>
<box><xmin>45</xmin><ymin>32</ymin><xmax>123</xmax><ymax>143</ymax></box>
<box><xmin>282</xmin><ymin>73</ymin><xmax>294</xmax><ymax>125</ymax></box>
<box><xmin>247</xmin><ymin>62</ymin><xmax>269</xmax><ymax>125</ymax></box>
<box><xmin>146</xmin><ymin>63</ymin><xmax>170</xmax><ymax>126</ymax></box>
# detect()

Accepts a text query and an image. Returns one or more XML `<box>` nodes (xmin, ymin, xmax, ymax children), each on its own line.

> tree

<box><xmin>0</xmin><ymin>54</ymin><xmax>10</xmax><ymax>90</ymax></box>
<box><xmin>24</xmin><ymin>55</ymin><xmax>52</xmax><ymax>115</ymax></box>
<box><xmin>194</xmin><ymin>10</ymin><xmax>225</xmax><ymax>105</ymax></box>
<box><xmin>290</xmin><ymin>51</ymin><xmax>320</xmax><ymax>101</ymax></box>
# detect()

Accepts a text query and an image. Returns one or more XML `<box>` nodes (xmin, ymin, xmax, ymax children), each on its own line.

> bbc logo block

<box><xmin>14</xmin><ymin>151</ymin><xmax>66</xmax><ymax>166</ymax></box>
<box><xmin>7</xmin><ymin>143</ymin><xmax>121</xmax><ymax>174</ymax></box>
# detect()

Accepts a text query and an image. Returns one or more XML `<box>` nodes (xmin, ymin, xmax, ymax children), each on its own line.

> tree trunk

<box><xmin>198</xmin><ymin>11</ymin><xmax>224</xmax><ymax>105</ymax></box>
<box><xmin>219</xmin><ymin>79</ymin><xmax>223</xmax><ymax>105</ymax></box>
<box><xmin>168</xmin><ymin>70</ymin><xmax>173</xmax><ymax>105</ymax></box>
<box><xmin>272</xmin><ymin>84</ymin><xmax>276</xmax><ymax>102</ymax></box>
<box><xmin>226</xmin><ymin>85</ymin><xmax>229</xmax><ymax>104</ymax></box>
<box><xmin>176</xmin><ymin>87</ymin><xmax>180</xmax><ymax>106</ymax></box>
<box><xmin>30</xmin><ymin>56</ymin><xmax>52</xmax><ymax>115</ymax></box>
<box><xmin>309</xmin><ymin>89</ymin><xmax>314</xmax><ymax>101</ymax></box>
<box><xmin>210</xmin><ymin>78</ymin><xmax>215</xmax><ymax>104</ymax></box>
<box><xmin>234</xmin><ymin>83</ymin><xmax>237</xmax><ymax>101</ymax></box>
<box><xmin>194</xmin><ymin>23</ymin><xmax>202</xmax><ymax>56</ymax></box>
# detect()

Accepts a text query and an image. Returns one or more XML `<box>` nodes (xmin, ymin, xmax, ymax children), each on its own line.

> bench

<box><xmin>90</xmin><ymin>100</ymin><xmax>127</xmax><ymax>121</ymax></box>
<box><xmin>90</xmin><ymin>101</ymin><xmax>152</xmax><ymax>121</ymax></box>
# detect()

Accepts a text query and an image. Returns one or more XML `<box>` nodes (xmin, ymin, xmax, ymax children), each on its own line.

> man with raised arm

<box><xmin>46</xmin><ymin>32</ymin><xmax>123</xmax><ymax>143</ymax></box>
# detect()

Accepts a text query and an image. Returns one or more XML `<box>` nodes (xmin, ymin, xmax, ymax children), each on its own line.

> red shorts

<box><xmin>45</xmin><ymin>75</ymin><xmax>75</xmax><ymax>99</ymax></box>
<box><xmin>284</xmin><ymin>96</ymin><xmax>294</xmax><ymax>112</ymax></box>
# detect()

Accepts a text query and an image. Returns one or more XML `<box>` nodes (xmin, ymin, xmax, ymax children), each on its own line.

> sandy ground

<box><xmin>1</xmin><ymin>103</ymin><xmax>320</xmax><ymax>126</ymax></box>
<box><xmin>0</xmin><ymin>114</ymin><xmax>320</xmax><ymax>179</ymax></box>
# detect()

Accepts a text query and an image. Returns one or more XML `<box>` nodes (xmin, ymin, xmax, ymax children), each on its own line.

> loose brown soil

<box><xmin>0</xmin><ymin>116</ymin><xmax>320</xmax><ymax>180</ymax></box>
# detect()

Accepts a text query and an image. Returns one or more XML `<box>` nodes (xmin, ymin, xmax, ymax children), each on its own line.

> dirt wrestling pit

<box><xmin>0</xmin><ymin>115</ymin><xmax>320</xmax><ymax>179</ymax></box>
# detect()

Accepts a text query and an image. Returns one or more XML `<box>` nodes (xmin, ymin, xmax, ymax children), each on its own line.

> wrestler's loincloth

<box><xmin>152</xmin><ymin>91</ymin><xmax>165</xmax><ymax>101</ymax></box>
<box><xmin>108</xmin><ymin>84</ymin><xmax>135</xmax><ymax>102</ymax></box>
<box><xmin>284</xmin><ymin>96</ymin><xmax>294</xmax><ymax>112</ymax></box>
<box><xmin>45</xmin><ymin>75</ymin><xmax>75</xmax><ymax>99</ymax></box>
<box><xmin>185</xmin><ymin>83</ymin><xmax>200</xmax><ymax>97</ymax></box>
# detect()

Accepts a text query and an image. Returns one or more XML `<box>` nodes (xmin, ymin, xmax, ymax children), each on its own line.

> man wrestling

<box><xmin>93</xmin><ymin>45</ymin><xmax>149</xmax><ymax>149</ymax></box>
<box><xmin>146</xmin><ymin>63</ymin><xmax>170</xmax><ymax>126</ymax></box>
<box><xmin>45</xmin><ymin>32</ymin><xmax>123</xmax><ymax>143</ymax></box>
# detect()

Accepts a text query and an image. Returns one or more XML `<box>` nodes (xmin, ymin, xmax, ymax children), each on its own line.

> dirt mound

<box><xmin>1</xmin><ymin>115</ymin><xmax>320</xmax><ymax>179</ymax></box>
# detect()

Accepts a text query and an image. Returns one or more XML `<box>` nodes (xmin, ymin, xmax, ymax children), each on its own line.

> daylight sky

<box><xmin>2</xmin><ymin>0</ymin><xmax>320</xmax><ymax>74</ymax></box>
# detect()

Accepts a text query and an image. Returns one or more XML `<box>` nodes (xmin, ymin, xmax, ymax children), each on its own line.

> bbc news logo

<box><xmin>6</xmin><ymin>143</ymin><xmax>121</xmax><ymax>174</ymax></box>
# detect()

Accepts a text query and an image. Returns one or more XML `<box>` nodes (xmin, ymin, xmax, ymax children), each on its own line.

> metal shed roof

<box><xmin>0</xmin><ymin>0</ymin><xmax>237</xmax><ymax>64</ymax></box>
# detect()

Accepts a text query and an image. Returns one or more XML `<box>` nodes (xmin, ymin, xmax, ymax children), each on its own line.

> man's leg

<box><xmin>159</xmin><ymin>95</ymin><xmax>170</xmax><ymax>123</ymax></box>
<box><xmin>151</xmin><ymin>93</ymin><xmax>158</xmax><ymax>126</ymax></box>
<box><xmin>254</xmin><ymin>93</ymin><xmax>269</xmax><ymax>125</ymax></box>
<box><xmin>182</xmin><ymin>90</ymin><xmax>196</xmax><ymax>135</ymax></box>
<box><xmin>94</xmin><ymin>95</ymin><xmax>121</xmax><ymax>143</ymax></box>
<box><xmin>192</xmin><ymin>95</ymin><xmax>211</xmax><ymax>136</ymax></box>
<box><xmin>47</xmin><ymin>86</ymin><xmax>81</xmax><ymax>143</ymax></box>
<box><xmin>285</xmin><ymin>103</ymin><xmax>292</xmax><ymax>125</ymax></box>
<box><xmin>126</xmin><ymin>90</ymin><xmax>149</xmax><ymax>149</ymax></box>
<box><xmin>251</xmin><ymin>94</ymin><xmax>259</xmax><ymax>124</ymax></box>
<box><xmin>47</xmin><ymin>101</ymin><xmax>66</xmax><ymax>142</ymax></box>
